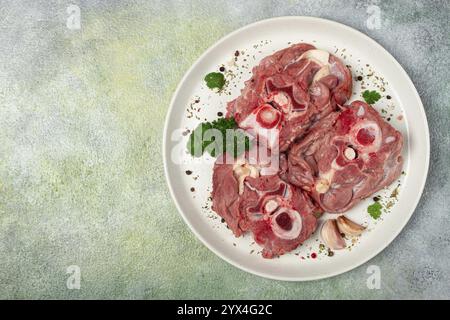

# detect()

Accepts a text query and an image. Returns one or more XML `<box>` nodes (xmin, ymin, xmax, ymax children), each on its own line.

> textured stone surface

<box><xmin>0</xmin><ymin>0</ymin><xmax>449</xmax><ymax>299</ymax></box>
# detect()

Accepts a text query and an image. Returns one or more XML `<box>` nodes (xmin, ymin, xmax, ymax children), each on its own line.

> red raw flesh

<box><xmin>337</xmin><ymin>109</ymin><xmax>356</xmax><ymax>134</ymax></box>
<box><xmin>356</xmin><ymin>128</ymin><xmax>375</xmax><ymax>145</ymax></box>
<box><xmin>256</xmin><ymin>105</ymin><xmax>281</xmax><ymax>129</ymax></box>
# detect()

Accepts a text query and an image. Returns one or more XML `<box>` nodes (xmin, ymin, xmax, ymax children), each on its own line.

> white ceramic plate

<box><xmin>163</xmin><ymin>16</ymin><xmax>429</xmax><ymax>281</ymax></box>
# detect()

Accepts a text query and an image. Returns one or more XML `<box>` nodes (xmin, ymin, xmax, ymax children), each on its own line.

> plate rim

<box><xmin>162</xmin><ymin>16</ymin><xmax>430</xmax><ymax>281</ymax></box>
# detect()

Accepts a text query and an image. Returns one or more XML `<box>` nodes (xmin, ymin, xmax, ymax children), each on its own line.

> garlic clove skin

<box><xmin>320</xmin><ymin>219</ymin><xmax>346</xmax><ymax>250</ymax></box>
<box><xmin>336</xmin><ymin>216</ymin><xmax>365</xmax><ymax>237</ymax></box>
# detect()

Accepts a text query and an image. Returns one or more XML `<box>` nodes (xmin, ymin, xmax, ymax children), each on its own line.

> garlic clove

<box><xmin>320</xmin><ymin>219</ymin><xmax>346</xmax><ymax>250</ymax></box>
<box><xmin>336</xmin><ymin>216</ymin><xmax>365</xmax><ymax>236</ymax></box>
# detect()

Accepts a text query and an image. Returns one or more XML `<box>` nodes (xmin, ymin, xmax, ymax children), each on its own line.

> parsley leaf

<box><xmin>367</xmin><ymin>202</ymin><xmax>383</xmax><ymax>219</ymax></box>
<box><xmin>187</xmin><ymin>117</ymin><xmax>252</xmax><ymax>158</ymax></box>
<box><xmin>362</xmin><ymin>90</ymin><xmax>381</xmax><ymax>104</ymax></box>
<box><xmin>204</xmin><ymin>72</ymin><xmax>226</xmax><ymax>90</ymax></box>
<box><xmin>187</xmin><ymin>122</ymin><xmax>213</xmax><ymax>157</ymax></box>
<box><xmin>211</xmin><ymin>117</ymin><xmax>237</xmax><ymax>130</ymax></box>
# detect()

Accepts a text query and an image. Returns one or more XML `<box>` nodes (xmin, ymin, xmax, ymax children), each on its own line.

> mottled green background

<box><xmin>0</xmin><ymin>0</ymin><xmax>449</xmax><ymax>299</ymax></box>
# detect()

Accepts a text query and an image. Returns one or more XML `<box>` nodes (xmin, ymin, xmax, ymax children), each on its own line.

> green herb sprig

<box><xmin>362</xmin><ymin>90</ymin><xmax>381</xmax><ymax>104</ymax></box>
<box><xmin>187</xmin><ymin>117</ymin><xmax>252</xmax><ymax>157</ymax></box>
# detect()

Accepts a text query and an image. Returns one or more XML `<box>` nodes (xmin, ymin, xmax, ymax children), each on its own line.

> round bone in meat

<box><xmin>270</xmin><ymin>207</ymin><xmax>302</xmax><ymax>240</ymax></box>
<box><xmin>256</xmin><ymin>104</ymin><xmax>282</xmax><ymax>129</ymax></box>
<box><xmin>344</xmin><ymin>147</ymin><xmax>356</xmax><ymax>160</ymax></box>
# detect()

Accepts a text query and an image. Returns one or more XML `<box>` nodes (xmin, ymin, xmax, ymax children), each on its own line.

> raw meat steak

<box><xmin>287</xmin><ymin>100</ymin><xmax>404</xmax><ymax>213</ymax></box>
<box><xmin>226</xmin><ymin>43</ymin><xmax>352</xmax><ymax>151</ymax></box>
<box><xmin>212</xmin><ymin>155</ymin><xmax>320</xmax><ymax>258</ymax></box>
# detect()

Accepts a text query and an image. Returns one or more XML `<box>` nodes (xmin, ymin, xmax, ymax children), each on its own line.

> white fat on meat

<box><xmin>331</xmin><ymin>158</ymin><xmax>344</xmax><ymax>171</ymax></box>
<box><xmin>309</xmin><ymin>84</ymin><xmax>322</xmax><ymax>96</ymax></box>
<box><xmin>233</xmin><ymin>159</ymin><xmax>260</xmax><ymax>195</ymax></box>
<box><xmin>351</xmin><ymin>177</ymin><xmax>367</xmax><ymax>195</ymax></box>
<box><xmin>349</xmin><ymin>120</ymin><xmax>382</xmax><ymax>154</ymax></box>
<box><xmin>298</xmin><ymin>49</ymin><xmax>330</xmax><ymax>66</ymax></box>
<box><xmin>315</xmin><ymin>169</ymin><xmax>335</xmax><ymax>194</ymax></box>
<box><xmin>293</xmin><ymin>60</ymin><xmax>312</xmax><ymax>77</ymax></box>
<box><xmin>264</xmin><ymin>199</ymin><xmax>279</xmax><ymax>214</ymax></box>
<box><xmin>356</xmin><ymin>105</ymin><xmax>365</xmax><ymax>117</ymax></box>
<box><xmin>329</xmin><ymin>61</ymin><xmax>345</xmax><ymax>80</ymax></box>
<box><xmin>385</xmin><ymin>136</ymin><xmax>396</xmax><ymax>143</ymax></box>
<box><xmin>272</xmin><ymin>92</ymin><xmax>290</xmax><ymax>112</ymax></box>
